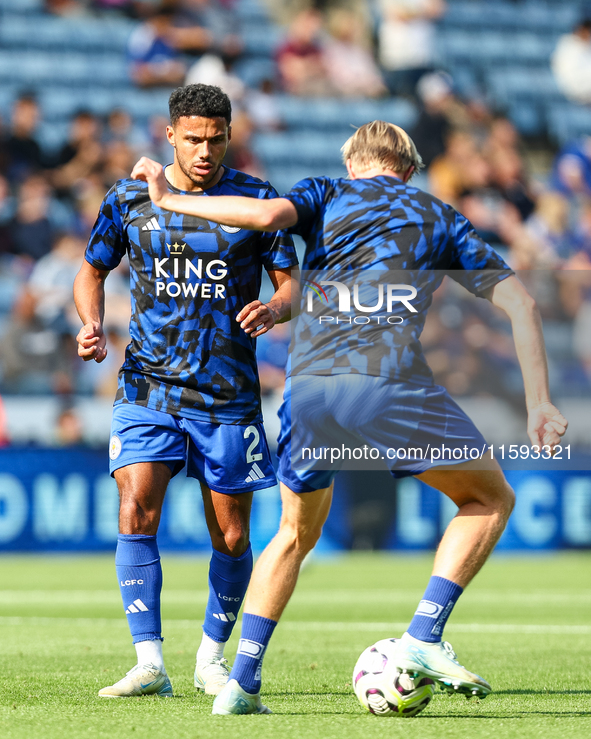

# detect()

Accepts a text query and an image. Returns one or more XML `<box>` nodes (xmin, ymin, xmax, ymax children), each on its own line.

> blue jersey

<box><xmin>283</xmin><ymin>175</ymin><xmax>512</xmax><ymax>384</ymax></box>
<box><xmin>85</xmin><ymin>166</ymin><xmax>298</xmax><ymax>424</ymax></box>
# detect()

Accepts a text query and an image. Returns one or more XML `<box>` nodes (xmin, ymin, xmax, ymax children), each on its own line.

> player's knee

<box><xmin>498</xmin><ymin>482</ymin><xmax>515</xmax><ymax>519</ymax></box>
<box><xmin>280</xmin><ymin>518</ymin><xmax>323</xmax><ymax>558</ymax></box>
<box><xmin>213</xmin><ymin>524</ymin><xmax>249</xmax><ymax>557</ymax></box>
<box><xmin>481</xmin><ymin>479</ymin><xmax>515</xmax><ymax>522</ymax></box>
<box><xmin>118</xmin><ymin>494</ymin><xmax>161</xmax><ymax>534</ymax></box>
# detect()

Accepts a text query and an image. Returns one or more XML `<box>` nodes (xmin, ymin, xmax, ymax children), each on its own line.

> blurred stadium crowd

<box><xmin>0</xmin><ymin>0</ymin><xmax>590</xmax><ymax>445</ymax></box>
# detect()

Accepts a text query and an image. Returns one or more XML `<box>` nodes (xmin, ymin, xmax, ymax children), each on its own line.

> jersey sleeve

<box><xmin>282</xmin><ymin>177</ymin><xmax>328</xmax><ymax>241</ymax></box>
<box><xmin>85</xmin><ymin>184</ymin><xmax>127</xmax><ymax>271</ymax></box>
<box><xmin>449</xmin><ymin>211</ymin><xmax>514</xmax><ymax>296</ymax></box>
<box><xmin>257</xmin><ymin>185</ymin><xmax>299</xmax><ymax>271</ymax></box>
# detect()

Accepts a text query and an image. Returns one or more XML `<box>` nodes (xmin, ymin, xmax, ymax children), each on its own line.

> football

<box><xmin>352</xmin><ymin>637</ymin><xmax>436</xmax><ymax>717</ymax></box>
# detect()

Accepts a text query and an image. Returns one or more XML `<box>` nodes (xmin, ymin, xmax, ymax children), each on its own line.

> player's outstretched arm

<box><xmin>73</xmin><ymin>260</ymin><xmax>109</xmax><ymax>363</ymax></box>
<box><xmin>237</xmin><ymin>268</ymin><xmax>296</xmax><ymax>338</ymax></box>
<box><xmin>131</xmin><ymin>157</ymin><xmax>298</xmax><ymax>231</ymax></box>
<box><xmin>487</xmin><ymin>275</ymin><xmax>568</xmax><ymax>448</ymax></box>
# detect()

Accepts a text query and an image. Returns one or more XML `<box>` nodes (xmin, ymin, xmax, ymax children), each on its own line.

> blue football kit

<box><xmin>275</xmin><ymin>174</ymin><xmax>513</xmax><ymax>491</ymax></box>
<box><xmin>85</xmin><ymin>165</ymin><xmax>297</xmax><ymax>651</ymax></box>
<box><xmin>85</xmin><ymin>165</ymin><xmax>298</xmax><ymax>489</ymax></box>
<box><xmin>229</xmin><ymin>174</ymin><xmax>512</xmax><ymax>699</ymax></box>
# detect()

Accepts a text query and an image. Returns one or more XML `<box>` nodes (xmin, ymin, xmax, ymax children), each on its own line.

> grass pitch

<box><xmin>0</xmin><ymin>552</ymin><xmax>590</xmax><ymax>739</ymax></box>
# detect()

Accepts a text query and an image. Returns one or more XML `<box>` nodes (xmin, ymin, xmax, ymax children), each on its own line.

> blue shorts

<box><xmin>109</xmin><ymin>404</ymin><xmax>276</xmax><ymax>495</ymax></box>
<box><xmin>277</xmin><ymin>375</ymin><xmax>488</xmax><ymax>493</ymax></box>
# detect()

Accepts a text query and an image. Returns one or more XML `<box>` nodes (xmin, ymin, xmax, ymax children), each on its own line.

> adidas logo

<box><xmin>125</xmin><ymin>598</ymin><xmax>149</xmax><ymax>614</ymax></box>
<box><xmin>142</xmin><ymin>216</ymin><xmax>161</xmax><ymax>231</ymax></box>
<box><xmin>213</xmin><ymin>611</ymin><xmax>236</xmax><ymax>622</ymax></box>
<box><xmin>245</xmin><ymin>462</ymin><xmax>266</xmax><ymax>483</ymax></box>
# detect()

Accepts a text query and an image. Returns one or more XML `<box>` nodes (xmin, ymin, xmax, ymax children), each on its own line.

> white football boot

<box><xmin>211</xmin><ymin>679</ymin><xmax>272</xmax><ymax>715</ymax></box>
<box><xmin>194</xmin><ymin>657</ymin><xmax>231</xmax><ymax>695</ymax></box>
<box><xmin>392</xmin><ymin>633</ymin><xmax>492</xmax><ymax>698</ymax></box>
<box><xmin>98</xmin><ymin>663</ymin><xmax>173</xmax><ymax>698</ymax></box>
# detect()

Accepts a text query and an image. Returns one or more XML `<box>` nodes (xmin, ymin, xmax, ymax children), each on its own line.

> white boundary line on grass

<box><xmin>1</xmin><ymin>589</ymin><xmax>591</xmax><ymax>606</ymax></box>
<box><xmin>0</xmin><ymin>616</ymin><xmax>590</xmax><ymax>635</ymax></box>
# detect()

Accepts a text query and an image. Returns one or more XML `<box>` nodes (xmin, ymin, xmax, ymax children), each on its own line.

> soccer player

<box><xmin>73</xmin><ymin>84</ymin><xmax>298</xmax><ymax>698</ymax></box>
<box><xmin>131</xmin><ymin>121</ymin><xmax>568</xmax><ymax>713</ymax></box>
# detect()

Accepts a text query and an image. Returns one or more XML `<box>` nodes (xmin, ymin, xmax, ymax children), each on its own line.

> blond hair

<box><xmin>341</xmin><ymin>120</ymin><xmax>424</xmax><ymax>179</ymax></box>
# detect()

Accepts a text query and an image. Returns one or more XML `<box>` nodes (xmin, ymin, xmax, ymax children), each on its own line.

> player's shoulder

<box><xmin>111</xmin><ymin>176</ymin><xmax>149</xmax><ymax>203</ymax></box>
<box><xmin>386</xmin><ymin>179</ymin><xmax>458</xmax><ymax>219</ymax></box>
<box><xmin>217</xmin><ymin>167</ymin><xmax>279</xmax><ymax>198</ymax></box>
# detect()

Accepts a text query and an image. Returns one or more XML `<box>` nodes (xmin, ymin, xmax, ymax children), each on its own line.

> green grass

<box><xmin>0</xmin><ymin>552</ymin><xmax>590</xmax><ymax>739</ymax></box>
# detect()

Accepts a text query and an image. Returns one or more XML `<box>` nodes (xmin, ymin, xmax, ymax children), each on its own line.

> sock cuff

<box><xmin>426</xmin><ymin>576</ymin><xmax>463</xmax><ymax>601</ymax></box>
<box><xmin>241</xmin><ymin>612</ymin><xmax>277</xmax><ymax>643</ymax></box>
<box><xmin>116</xmin><ymin>534</ymin><xmax>160</xmax><ymax>567</ymax></box>
<box><xmin>209</xmin><ymin>543</ymin><xmax>253</xmax><ymax>581</ymax></box>
<box><xmin>132</xmin><ymin>633</ymin><xmax>164</xmax><ymax>644</ymax></box>
<box><xmin>203</xmin><ymin>626</ymin><xmax>229</xmax><ymax>643</ymax></box>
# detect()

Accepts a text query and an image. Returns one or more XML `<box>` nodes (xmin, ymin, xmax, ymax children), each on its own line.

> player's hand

<box><xmin>131</xmin><ymin>157</ymin><xmax>171</xmax><ymax>209</ymax></box>
<box><xmin>76</xmin><ymin>321</ymin><xmax>107</xmax><ymax>363</ymax></box>
<box><xmin>526</xmin><ymin>402</ymin><xmax>568</xmax><ymax>452</ymax></box>
<box><xmin>237</xmin><ymin>300</ymin><xmax>277</xmax><ymax>338</ymax></box>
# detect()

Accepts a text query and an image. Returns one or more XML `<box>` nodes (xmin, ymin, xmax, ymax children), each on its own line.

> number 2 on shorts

<box><xmin>244</xmin><ymin>425</ymin><xmax>263</xmax><ymax>462</ymax></box>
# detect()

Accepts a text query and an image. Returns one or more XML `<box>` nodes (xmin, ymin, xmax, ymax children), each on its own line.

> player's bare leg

<box><xmin>99</xmin><ymin>462</ymin><xmax>172</xmax><ymax>698</ymax></box>
<box><xmin>392</xmin><ymin>454</ymin><xmax>515</xmax><ymax>698</ymax></box>
<box><xmin>196</xmin><ymin>486</ymin><xmax>254</xmax><ymax>694</ymax></box>
<box><xmin>243</xmin><ymin>483</ymin><xmax>333</xmax><ymax>620</ymax></box>
<box><xmin>117</xmin><ymin>462</ymin><xmax>170</xmax><ymax>535</ymax></box>
<box><xmin>202</xmin><ymin>486</ymin><xmax>252</xmax><ymax>557</ymax></box>
<box><xmin>418</xmin><ymin>454</ymin><xmax>515</xmax><ymax>588</ymax></box>
<box><xmin>212</xmin><ymin>482</ymin><xmax>333</xmax><ymax>714</ymax></box>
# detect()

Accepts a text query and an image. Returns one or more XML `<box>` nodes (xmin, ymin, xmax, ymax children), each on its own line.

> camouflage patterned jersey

<box><xmin>283</xmin><ymin>175</ymin><xmax>512</xmax><ymax>384</ymax></box>
<box><xmin>85</xmin><ymin>167</ymin><xmax>297</xmax><ymax>424</ymax></box>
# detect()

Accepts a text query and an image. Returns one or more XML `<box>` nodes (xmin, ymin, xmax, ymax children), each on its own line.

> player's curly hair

<box><xmin>168</xmin><ymin>84</ymin><xmax>232</xmax><ymax>127</ymax></box>
<box><xmin>341</xmin><ymin>121</ymin><xmax>424</xmax><ymax>180</ymax></box>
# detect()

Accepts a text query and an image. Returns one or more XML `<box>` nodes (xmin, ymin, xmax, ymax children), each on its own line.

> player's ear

<box><xmin>166</xmin><ymin>125</ymin><xmax>175</xmax><ymax>147</ymax></box>
<box><xmin>345</xmin><ymin>158</ymin><xmax>355</xmax><ymax>179</ymax></box>
<box><xmin>402</xmin><ymin>165</ymin><xmax>415</xmax><ymax>183</ymax></box>
<box><xmin>227</xmin><ymin>124</ymin><xmax>232</xmax><ymax>143</ymax></box>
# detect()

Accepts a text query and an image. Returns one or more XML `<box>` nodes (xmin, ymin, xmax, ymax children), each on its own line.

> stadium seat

<box><xmin>264</xmin><ymin>166</ymin><xmax>346</xmax><ymax>195</ymax></box>
<box><xmin>486</xmin><ymin>67</ymin><xmax>564</xmax><ymax>106</ymax></box>
<box><xmin>274</xmin><ymin>97</ymin><xmax>417</xmax><ymax>133</ymax></box>
<box><xmin>441</xmin><ymin>0</ymin><xmax>577</xmax><ymax>34</ymax></box>
<box><xmin>242</xmin><ymin>25</ymin><xmax>282</xmax><ymax>57</ymax></box>
<box><xmin>233</xmin><ymin>57</ymin><xmax>276</xmax><ymax>88</ymax></box>
<box><xmin>235</xmin><ymin>0</ymin><xmax>271</xmax><ymax>22</ymax></box>
<box><xmin>547</xmin><ymin>103</ymin><xmax>591</xmax><ymax>146</ymax></box>
<box><xmin>253</xmin><ymin>132</ymin><xmax>345</xmax><ymax>167</ymax></box>
<box><xmin>0</xmin><ymin>15</ymin><xmax>134</xmax><ymax>51</ymax></box>
<box><xmin>0</xmin><ymin>0</ymin><xmax>43</xmax><ymax>12</ymax></box>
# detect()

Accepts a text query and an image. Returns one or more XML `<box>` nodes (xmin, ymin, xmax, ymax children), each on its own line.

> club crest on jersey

<box><xmin>109</xmin><ymin>435</ymin><xmax>122</xmax><ymax>460</ymax></box>
<box><xmin>167</xmin><ymin>242</ymin><xmax>186</xmax><ymax>254</ymax></box>
<box><xmin>220</xmin><ymin>224</ymin><xmax>241</xmax><ymax>233</ymax></box>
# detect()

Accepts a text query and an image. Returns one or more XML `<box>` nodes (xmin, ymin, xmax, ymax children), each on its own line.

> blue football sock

<box><xmin>230</xmin><ymin>613</ymin><xmax>277</xmax><ymax>694</ymax></box>
<box><xmin>115</xmin><ymin>534</ymin><xmax>163</xmax><ymax>644</ymax></box>
<box><xmin>407</xmin><ymin>576</ymin><xmax>463</xmax><ymax>643</ymax></box>
<box><xmin>203</xmin><ymin>544</ymin><xmax>253</xmax><ymax>643</ymax></box>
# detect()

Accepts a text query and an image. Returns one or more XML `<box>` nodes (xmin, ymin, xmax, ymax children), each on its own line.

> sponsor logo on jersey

<box><xmin>142</xmin><ymin>216</ymin><xmax>161</xmax><ymax>231</ymax></box>
<box><xmin>414</xmin><ymin>600</ymin><xmax>443</xmax><ymax>619</ymax></box>
<box><xmin>220</xmin><ymin>224</ymin><xmax>241</xmax><ymax>233</ymax></box>
<box><xmin>154</xmin><ymin>256</ymin><xmax>229</xmax><ymax>300</ymax></box>
<box><xmin>166</xmin><ymin>241</ymin><xmax>185</xmax><ymax>254</ymax></box>
<box><xmin>109</xmin><ymin>435</ymin><xmax>122</xmax><ymax>460</ymax></box>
